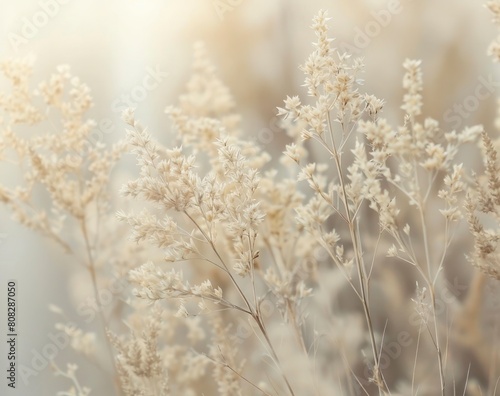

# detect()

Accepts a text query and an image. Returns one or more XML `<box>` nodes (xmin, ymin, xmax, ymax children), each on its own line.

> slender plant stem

<box><xmin>416</xmin><ymin>199</ymin><xmax>445</xmax><ymax>395</ymax></box>
<box><xmin>254</xmin><ymin>314</ymin><xmax>296</xmax><ymax>396</ymax></box>
<box><xmin>326</xmin><ymin>111</ymin><xmax>386</xmax><ymax>394</ymax></box>
<box><xmin>80</xmin><ymin>217</ymin><xmax>123</xmax><ymax>396</ymax></box>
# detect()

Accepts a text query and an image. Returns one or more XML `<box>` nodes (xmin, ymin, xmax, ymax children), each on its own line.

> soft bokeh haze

<box><xmin>0</xmin><ymin>0</ymin><xmax>499</xmax><ymax>394</ymax></box>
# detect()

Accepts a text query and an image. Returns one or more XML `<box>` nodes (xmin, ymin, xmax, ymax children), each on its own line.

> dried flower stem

<box><xmin>79</xmin><ymin>216</ymin><xmax>123</xmax><ymax>395</ymax></box>
<box><xmin>127</xmin><ymin>119</ymin><xmax>296</xmax><ymax>394</ymax></box>
<box><xmin>189</xmin><ymin>215</ymin><xmax>296</xmax><ymax>395</ymax></box>
<box><xmin>52</xmin><ymin>362</ymin><xmax>90</xmax><ymax>396</ymax></box>
<box><xmin>416</xmin><ymin>176</ymin><xmax>446</xmax><ymax>395</ymax></box>
<box><xmin>326</xmin><ymin>111</ymin><xmax>386</xmax><ymax>394</ymax></box>
<box><xmin>204</xmin><ymin>349</ymin><xmax>273</xmax><ymax>396</ymax></box>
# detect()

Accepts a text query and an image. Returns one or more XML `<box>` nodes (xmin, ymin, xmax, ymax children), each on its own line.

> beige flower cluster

<box><xmin>466</xmin><ymin>1</ymin><xmax>500</xmax><ymax>282</ymax></box>
<box><xmin>0</xmin><ymin>57</ymin><xmax>134</xmax><ymax>394</ymax></box>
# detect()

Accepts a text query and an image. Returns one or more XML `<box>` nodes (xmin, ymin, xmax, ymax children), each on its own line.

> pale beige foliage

<box><xmin>1</xmin><ymin>4</ymin><xmax>500</xmax><ymax>396</ymax></box>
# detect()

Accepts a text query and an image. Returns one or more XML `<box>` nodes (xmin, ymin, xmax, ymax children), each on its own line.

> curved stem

<box><xmin>80</xmin><ymin>217</ymin><xmax>123</xmax><ymax>395</ymax></box>
<box><xmin>254</xmin><ymin>314</ymin><xmax>296</xmax><ymax>396</ymax></box>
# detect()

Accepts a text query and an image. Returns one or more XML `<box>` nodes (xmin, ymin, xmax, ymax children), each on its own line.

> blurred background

<box><xmin>0</xmin><ymin>0</ymin><xmax>499</xmax><ymax>394</ymax></box>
